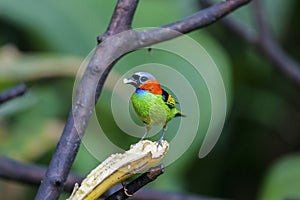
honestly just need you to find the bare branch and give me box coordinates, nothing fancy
[199,0,300,86]
[0,83,26,105]
[162,0,251,34]
[35,1,140,199]
[35,0,252,199]
[105,165,164,200]
[0,157,83,193]
[98,0,139,43]
[96,0,253,100]
[132,0,252,48]
[199,0,256,42]
[0,158,222,200]
[252,0,300,86]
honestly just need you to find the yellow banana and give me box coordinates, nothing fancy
[68,140,169,200]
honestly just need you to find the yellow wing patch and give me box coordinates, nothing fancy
[166,94,176,108]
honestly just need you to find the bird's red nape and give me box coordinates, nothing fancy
[139,80,162,95]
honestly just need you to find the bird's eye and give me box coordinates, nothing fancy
[140,76,148,83]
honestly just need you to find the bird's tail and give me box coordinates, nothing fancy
[175,111,186,118]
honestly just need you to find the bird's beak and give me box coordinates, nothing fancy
[123,77,138,87]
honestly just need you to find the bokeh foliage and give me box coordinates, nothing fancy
[0,0,300,200]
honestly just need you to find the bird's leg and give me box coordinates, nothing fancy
[157,124,167,146]
[140,125,150,141]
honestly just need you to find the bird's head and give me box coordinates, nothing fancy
[123,72,156,88]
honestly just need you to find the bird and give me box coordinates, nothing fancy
[123,71,184,144]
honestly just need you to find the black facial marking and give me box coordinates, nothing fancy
[132,74,139,79]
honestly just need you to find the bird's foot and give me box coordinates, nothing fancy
[121,182,133,197]
[157,126,167,146]
[156,136,164,147]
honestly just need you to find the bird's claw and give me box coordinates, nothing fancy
[156,137,164,147]
[122,182,133,197]
[156,126,166,146]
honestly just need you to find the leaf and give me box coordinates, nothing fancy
[0,0,115,54]
[258,154,300,200]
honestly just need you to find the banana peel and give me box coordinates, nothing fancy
[67,140,169,200]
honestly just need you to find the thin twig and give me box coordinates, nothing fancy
[199,0,256,42]
[0,83,26,105]
[162,0,251,34]
[252,0,300,86]
[35,0,252,199]
[199,0,300,86]
[132,0,252,48]
[0,157,83,193]
[105,165,164,200]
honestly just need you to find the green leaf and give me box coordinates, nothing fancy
[258,154,300,200]
[0,0,115,54]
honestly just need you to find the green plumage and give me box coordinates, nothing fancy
[131,89,181,127]
[124,71,184,142]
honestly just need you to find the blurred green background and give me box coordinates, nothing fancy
[1,0,300,200]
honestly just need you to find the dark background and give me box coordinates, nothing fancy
[0,0,299,199]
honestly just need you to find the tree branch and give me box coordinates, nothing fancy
[0,157,83,193]
[252,0,300,86]
[35,0,252,199]
[35,1,140,199]
[199,0,256,42]
[132,0,252,48]
[162,0,251,33]
[105,164,164,200]
[199,0,300,86]
[98,0,139,43]
[0,158,222,200]
[0,83,26,105]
